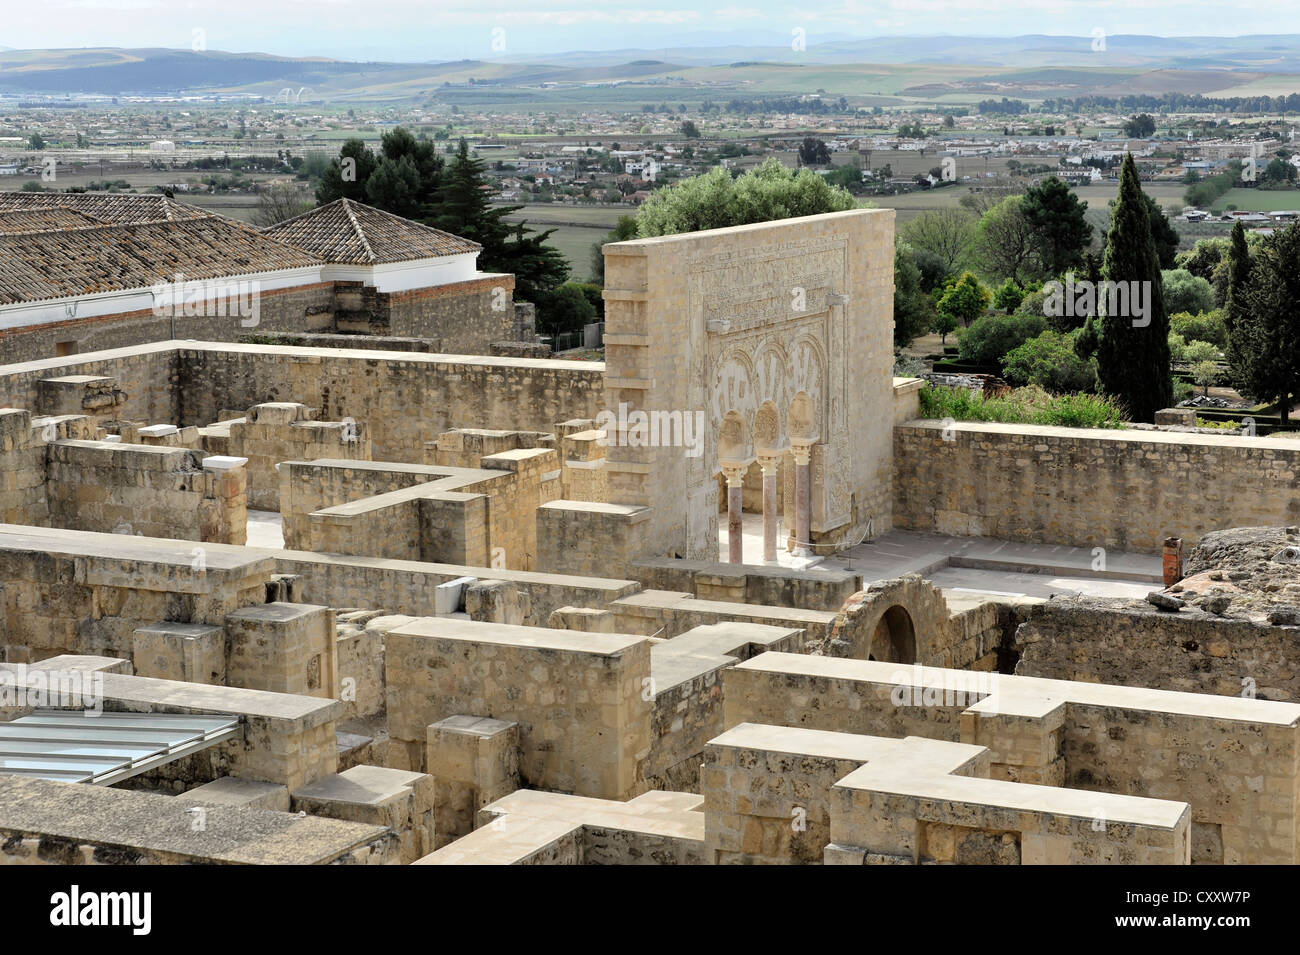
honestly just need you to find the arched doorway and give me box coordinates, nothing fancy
[868,606,917,664]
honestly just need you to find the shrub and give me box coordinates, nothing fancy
[956,312,1048,367]
[918,384,1125,429]
[1169,310,1227,348]
[1183,340,1221,364]
[1161,269,1215,315]
[1167,332,1187,362]
[1002,330,1098,393]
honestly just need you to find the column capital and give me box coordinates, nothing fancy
[790,444,813,467]
[720,462,748,487]
[756,452,781,474]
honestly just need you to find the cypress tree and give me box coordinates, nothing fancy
[1097,153,1172,422]
[1232,224,1300,428]
[1223,220,1252,384]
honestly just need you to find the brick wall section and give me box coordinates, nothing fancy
[0,283,335,365]
[382,276,516,353]
[894,420,1300,553]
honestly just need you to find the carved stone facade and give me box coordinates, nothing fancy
[600,210,896,561]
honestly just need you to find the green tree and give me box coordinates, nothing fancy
[939,272,993,329]
[1161,269,1215,315]
[1230,223,1300,427]
[1020,176,1092,277]
[992,278,1024,314]
[1003,330,1098,392]
[364,153,423,220]
[538,282,597,339]
[957,312,1047,367]
[1223,221,1253,379]
[798,138,831,166]
[894,242,937,347]
[975,195,1042,285]
[27,133,46,150]
[932,309,959,345]
[900,208,977,278]
[1096,153,1172,422]
[680,120,701,139]
[431,139,519,266]
[1123,114,1157,138]
[315,138,377,203]
[635,158,855,237]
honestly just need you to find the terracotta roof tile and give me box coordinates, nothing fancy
[0,192,210,225]
[263,198,480,265]
[0,212,322,306]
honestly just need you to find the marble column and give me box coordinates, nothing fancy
[758,453,780,564]
[722,463,746,564]
[791,443,812,558]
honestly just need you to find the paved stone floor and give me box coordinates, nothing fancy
[719,514,1159,601]
[246,510,285,549]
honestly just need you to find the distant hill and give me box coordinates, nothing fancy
[3,36,1300,98]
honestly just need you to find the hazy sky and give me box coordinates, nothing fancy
[3,0,1295,61]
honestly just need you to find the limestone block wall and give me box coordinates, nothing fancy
[610,589,836,644]
[274,550,638,627]
[177,343,604,464]
[349,275,515,353]
[829,757,1190,866]
[0,342,181,432]
[894,420,1300,553]
[280,459,448,550]
[1014,595,1300,702]
[0,527,274,662]
[219,402,371,511]
[704,724,989,865]
[559,429,608,502]
[383,617,652,799]
[224,602,338,700]
[0,410,48,527]
[628,557,861,612]
[428,427,554,469]
[45,440,246,544]
[334,612,414,721]
[0,776,396,865]
[536,500,653,580]
[725,652,1300,864]
[419,789,706,865]
[644,623,805,793]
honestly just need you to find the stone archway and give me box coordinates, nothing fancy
[869,606,917,664]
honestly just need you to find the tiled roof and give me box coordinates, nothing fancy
[263,198,480,265]
[0,192,210,225]
[0,208,107,234]
[0,215,322,306]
